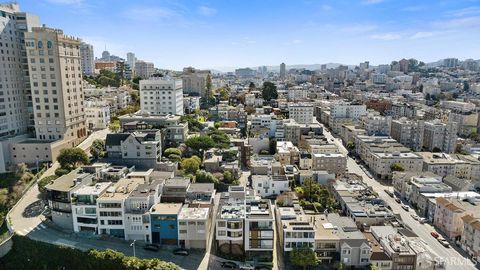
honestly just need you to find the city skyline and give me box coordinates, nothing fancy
[18,0,480,71]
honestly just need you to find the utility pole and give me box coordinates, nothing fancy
[130,240,136,257]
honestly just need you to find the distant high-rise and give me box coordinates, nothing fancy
[80,42,95,75]
[101,50,110,61]
[443,58,459,68]
[25,26,87,143]
[280,62,286,79]
[127,52,136,73]
[135,60,155,79]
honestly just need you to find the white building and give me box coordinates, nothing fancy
[251,175,289,198]
[80,42,95,75]
[423,120,457,154]
[71,182,111,234]
[140,79,184,116]
[244,199,275,257]
[288,103,314,124]
[126,52,136,73]
[85,103,110,130]
[178,206,210,249]
[135,60,155,79]
[329,102,367,133]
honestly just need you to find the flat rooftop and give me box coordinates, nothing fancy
[150,203,183,215]
[46,169,89,192]
[178,206,209,220]
[73,182,111,196]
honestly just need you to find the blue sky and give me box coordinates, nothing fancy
[17,0,480,71]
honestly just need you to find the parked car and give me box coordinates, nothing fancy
[401,204,410,211]
[384,189,393,197]
[437,237,450,248]
[173,248,189,256]
[240,264,254,270]
[143,244,160,252]
[431,232,439,238]
[410,214,419,220]
[395,197,401,203]
[418,218,427,224]
[255,266,272,270]
[221,261,238,269]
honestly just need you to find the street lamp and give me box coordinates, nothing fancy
[130,240,136,257]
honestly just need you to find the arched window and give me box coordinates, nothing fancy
[37,41,43,48]
[47,41,52,48]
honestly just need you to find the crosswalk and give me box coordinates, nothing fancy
[15,223,47,236]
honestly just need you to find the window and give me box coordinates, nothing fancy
[37,41,43,48]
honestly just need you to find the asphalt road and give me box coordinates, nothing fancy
[320,124,478,270]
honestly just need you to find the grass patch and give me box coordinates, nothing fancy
[0,235,180,270]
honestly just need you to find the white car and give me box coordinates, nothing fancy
[401,205,410,211]
[410,214,418,220]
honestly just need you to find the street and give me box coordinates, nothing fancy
[321,124,478,270]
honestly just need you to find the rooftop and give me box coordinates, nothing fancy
[46,169,91,193]
[150,203,183,215]
[178,206,209,220]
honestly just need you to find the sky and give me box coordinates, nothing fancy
[16,0,480,71]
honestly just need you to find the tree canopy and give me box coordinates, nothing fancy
[390,163,405,172]
[289,247,318,270]
[90,139,105,159]
[261,81,278,101]
[57,148,89,170]
[181,156,201,175]
[185,135,215,152]
[195,170,219,184]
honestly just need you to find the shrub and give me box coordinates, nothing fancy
[55,168,70,177]
[38,175,59,193]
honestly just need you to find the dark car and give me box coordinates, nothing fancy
[221,261,238,269]
[173,248,189,256]
[143,244,159,251]
[255,266,272,270]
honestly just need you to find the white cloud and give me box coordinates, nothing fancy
[198,6,217,16]
[341,24,377,33]
[410,32,434,39]
[362,0,385,5]
[447,7,480,17]
[433,16,480,29]
[370,33,401,40]
[292,39,302,44]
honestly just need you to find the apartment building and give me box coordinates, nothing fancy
[105,130,162,168]
[275,141,299,165]
[97,178,143,238]
[390,118,424,151]
[46,169,94,230]
[123,180,163,242]
[362,113,391,136]
[329,102,367,134]
[244,199,275,261]
[85,103,110,130]
[140,78,183,116]
[371,226,417,270]
[460,215,480,261]
[288,103,314,124]
[251,175,289,198]
[279,212,315,253]
[312,153,347,175]
[434,197,479,241]
[150,203,183,245]
[79,42,94,75]
[216,199,246,254]
[181,67,210,97]
[423,120,457,153]
[71,182,111,234]
[178,206,210,249]
[134,60,154,79]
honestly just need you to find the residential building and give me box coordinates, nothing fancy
[460,215,480,261]
[329,102,367,133]
[85,103,110,130]
[80,42,94,75]
[71,182,111,234]
[46,169,94,230]
[25,26,87,144]
[126,52,136,72]
[181,67,211,97]
[244,199,275,261]
[434,197,479,240]
[371,226,417,270]
[275,141,299,166]
[161,177,190,203]
[140,78,184,116]
[134,60,154,79]
[150,203,183,245]
[97,178,143,238]
[423,120,457,153]
[251,175,289,198]
[362,113,391,136]
[288,103,314,124]
[178,206,210,249]
[216,196,246,254]
[312,153,347,175]
[390,118,424,151]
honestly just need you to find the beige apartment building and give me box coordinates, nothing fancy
[434,197,479,241]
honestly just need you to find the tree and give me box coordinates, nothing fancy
[218,87,229,101]
[164,148,182,158]
[289,247,318,270]
[181,156,201,175]
[109,120,120,133]
[346,141,355,151]
[390,163,405,172]
[432,147,442,153]
[464,81,470,92]
[90,139,105,159]
[208,130,230,149]
[269,138,277,154]
[206,74,212,98]
[195,170,219,184]
[248,82,256,91]
[261,81,278,101]
[185,135,215,153]
[57,148,89,170]
[223,171,234,184]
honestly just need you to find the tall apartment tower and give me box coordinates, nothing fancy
[0,3,40,139]
[80,42,94,75]
[126,52,136,72]
[135,60,155,79]
[25,26,87,145]
[280,62,286,79]
[140,78,184,116]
